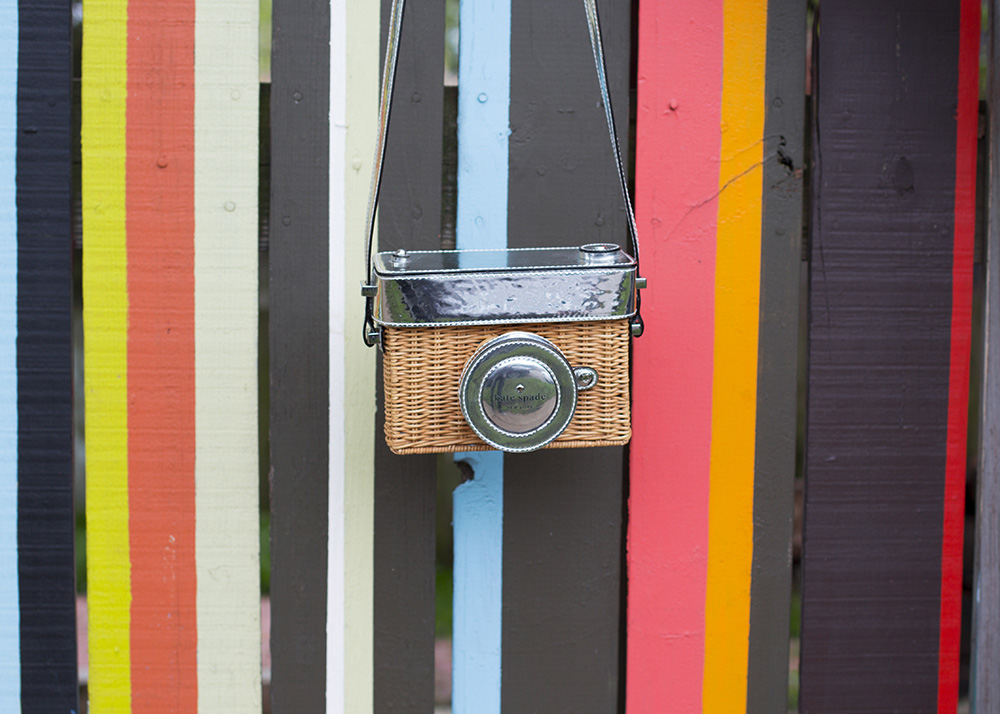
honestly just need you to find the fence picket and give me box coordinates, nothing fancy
[269,0,332,706]
[973,0,1000,708]
[799,1,978,710]
[501,0,631,710]
[50,2,1000,711]
[746,1,807,710]
[13,0,77,708]
[451,0,510,706]
[82,0,260,708]
[628,1,803,710]
[371,0,444,710]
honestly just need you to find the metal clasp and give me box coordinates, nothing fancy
[631,276,646,337]
[363,321,383,350]
[362,286,381,350]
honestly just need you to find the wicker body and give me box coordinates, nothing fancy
[382,320,631,454]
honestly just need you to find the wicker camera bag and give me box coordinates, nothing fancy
[361,0,645,455]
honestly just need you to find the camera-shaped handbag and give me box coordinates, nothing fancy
[362,0,645,455]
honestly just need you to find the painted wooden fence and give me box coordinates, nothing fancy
[0,0,996,712]
[82,0,260,711]
[800,2,978,710]
[629,1,804,710]
[0,0,76,710]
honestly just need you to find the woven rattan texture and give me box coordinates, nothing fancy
[382,320,631,454]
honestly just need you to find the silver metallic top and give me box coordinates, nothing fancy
[373,245,637,327]
[375,244,633,275]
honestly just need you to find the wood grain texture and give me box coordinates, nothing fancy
[126,0,198,704]
[339,1,378,711]
[372,383,436,714]
[974,0,1000,706]
[938,1,977,707]
[702,3,768,707]
[0,0,16,706]
[628,1,722,709]
[745,0,806,710]
[268,0,330,706]
[81,0,131,706]
[507,0,630,248]
[193,0,261,708]
[327,0,346,705]
[502,0,629,710]
[501,447,624,714]
[372,0,443,710]
[375,0,444,254]
[799,2,973,711]
[455,0,509,251]
[453,451,503,713]
[451,0,509,707]
[16,0,77,708]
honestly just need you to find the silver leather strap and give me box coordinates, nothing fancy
[362,0,643,345]
[582,0,639,268]
[363,0,405,299]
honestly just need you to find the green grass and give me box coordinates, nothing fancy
[436,566,453,638]
[260,0,271,81]
[75,511,86,593]
[260,511,271,594]
[260,511,271,595]
[790,586,801,638]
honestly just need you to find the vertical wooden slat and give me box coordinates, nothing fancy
[17,0,77,708]
[333,0,378,711]
[501,448,624,712]
[372,413,436,713]
[940,2,978,706]
[745,0,807,710]
[451,0,509,707]
[502,0,629,710]
[85,0,262,707]
[702,4,768,708]
[375,0,444,255]
[452,451,503,713]
[125,0,198,704]
[269,0,330,705]
[507,0,631,244]
[82,0,131,705]
[327,0,347,707]
[799,2,977,711]
[0,0,17,705]
[974,0,1000,707]
[327,0,347,706]
[193,0,261,707]
[372,0,443,710]
[630,1,805,709]
[628,2,722,708]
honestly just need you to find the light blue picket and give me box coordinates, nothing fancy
[0,1,18,708]
[451,0,510,709]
